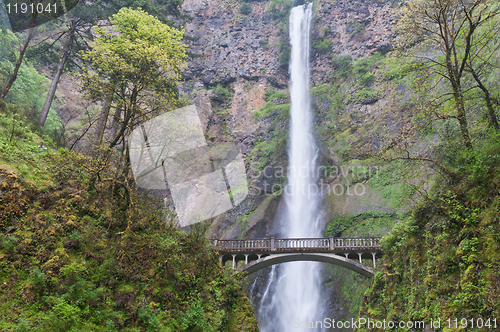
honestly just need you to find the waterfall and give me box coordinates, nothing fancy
[258,4,325,331]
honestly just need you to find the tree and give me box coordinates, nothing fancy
[464,15,500,130]
[78,7,186,184]
[36,0,185,128]
[0,0,79,100]
[0,25,36,99]
[38,19,77,127]
[396,0,500,149]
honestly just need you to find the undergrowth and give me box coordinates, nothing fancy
[0,101,258,331]
[358,132,500,331]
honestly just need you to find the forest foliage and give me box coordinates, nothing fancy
[0,3,258,331]
[348,0,500,328]
[0,99,258,331]
[1,0,500,329]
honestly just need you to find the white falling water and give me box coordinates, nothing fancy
[259,4,325,331]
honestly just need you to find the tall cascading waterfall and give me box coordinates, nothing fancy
[258,4,325,331]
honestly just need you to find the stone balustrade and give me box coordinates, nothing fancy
[213,237,381,252]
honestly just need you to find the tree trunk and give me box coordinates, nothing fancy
[444,42,473,149]
[95,90,114,145]
[469,66,499,130]
[0,25,35,99]
[452,83,473,149]
[38,20,77,127]
[109,107,122,143]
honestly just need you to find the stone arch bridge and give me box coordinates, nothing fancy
[213,237,381,278]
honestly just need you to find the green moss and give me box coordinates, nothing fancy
[312,38,332,53]
[0,114,259,331]
[367,162,416,209]
[254,89,290,120]
[358,134,500,330]
[240,2,251,15]
[324,211,400,238]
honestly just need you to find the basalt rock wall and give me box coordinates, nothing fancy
[179,0,399,240]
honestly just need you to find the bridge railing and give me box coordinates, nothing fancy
[275,238,330,250]
[214,237,381,252]
[333,237,380,248]
[215,239,272,250]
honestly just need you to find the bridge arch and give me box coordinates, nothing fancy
[216,237,381,277]
[225,253,374,277]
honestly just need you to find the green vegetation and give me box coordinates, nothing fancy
[359,134,500,330]
[0,29,63,143]
[247,89,289,170]
[274,40,291,67]
[347,21,365,39]
[211,84,233,103]
[79,8,186,149]
[0,100,259,331]
[330,55,352,79]
[253,88,290,120]
[323,212,401,320]
[331,52,384,87]
[312,52,394,163]
[0,5,258,330]
[266,0,293,66]
[340,0,500,328]
[312,38,332,53]
[324,211,400,238]
[240,2,251,15]
[267,0,293,22]
[316,52,385,117]
[259,38,269,49]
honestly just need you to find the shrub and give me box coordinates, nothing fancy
[279,47,291,66]
[211,84,232,102]
[313,38,332,53]
[259,38,269,49]
[359,72,375,86]
[348,21,365,38]
[332,55,353,79]
[240,2,251,15]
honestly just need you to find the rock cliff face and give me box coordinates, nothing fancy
[182,0,396,86]
[178,1,406,325]
[179,0,399,240]
[182,0,287,87]
[310,0,396,82]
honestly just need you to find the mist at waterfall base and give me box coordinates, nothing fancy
[255,4,326,331]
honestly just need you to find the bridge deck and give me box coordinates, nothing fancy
[213,237,381,253]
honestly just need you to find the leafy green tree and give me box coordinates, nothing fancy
[240,2,252,15]
[0,24,36,99]
[78,8,186,188]
[36,0,185,128]
[396,0,500,149]
[79,8,186,148]
[0,28,63,136]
